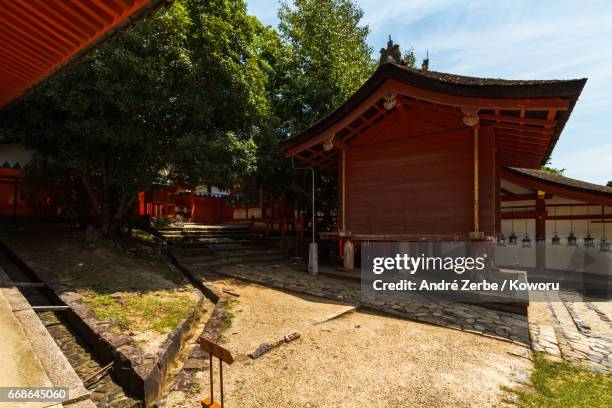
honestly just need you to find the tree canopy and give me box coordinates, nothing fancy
[276,0,376,136]
[1,0,379,234]
[255,0,376,209]
[2,0,279,234]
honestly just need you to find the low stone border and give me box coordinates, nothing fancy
[60,292,206,405]
[156,250,235,395]
[528,321,562,357]
[0,239,207,407]
[169,294,231,392]
[165,249,220,303]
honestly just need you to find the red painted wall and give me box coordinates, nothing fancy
[344,112,496,238]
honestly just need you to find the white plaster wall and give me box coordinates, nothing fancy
[499,198,612,274]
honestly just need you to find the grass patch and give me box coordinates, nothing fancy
[504,353,612,407]
[128,228,158,245]
[86,294,130,327]
[84,289,196,333]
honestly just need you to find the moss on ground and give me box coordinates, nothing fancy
[84,289,196,333]
[504,353,612,407]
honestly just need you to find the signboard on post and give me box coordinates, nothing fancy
[199,337,234,408]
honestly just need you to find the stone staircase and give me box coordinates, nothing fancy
[158,223,288,267]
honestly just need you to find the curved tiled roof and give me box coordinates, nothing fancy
[280,63,586,167]
[508,168,612,196]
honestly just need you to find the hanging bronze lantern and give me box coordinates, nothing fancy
[601,207,610,252]
[567,206,577,246]
[552,207,560,245]
[508,208,517,245]
[522,218,531,248]
[583,206,594,247]
[497,234,506,246]
[522,233,532,248]
[509,231,518,245]
[584,233,595,248]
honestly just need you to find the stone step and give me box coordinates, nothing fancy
[168,238,259,247]
[183,253,287,267]
[177,247,283,258]
[160,230,252,237]
[163,233,262,241]
[157,224,250,232]
[214,248,282,257]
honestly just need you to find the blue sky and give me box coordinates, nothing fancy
[247,0,612,185]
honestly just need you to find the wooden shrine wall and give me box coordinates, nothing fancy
[345,117,496,238]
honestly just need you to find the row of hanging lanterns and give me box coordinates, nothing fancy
[498,205,610,252]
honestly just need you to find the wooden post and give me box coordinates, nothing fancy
[342,149,346,231]
[343,239,354,270]
[469,123,484,240]
[536,192,546,273]
[473,125,480,233]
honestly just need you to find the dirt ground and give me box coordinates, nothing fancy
[174,280,532,408]
[0,222,203,356]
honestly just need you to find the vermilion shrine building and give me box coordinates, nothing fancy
[281,40,612,274]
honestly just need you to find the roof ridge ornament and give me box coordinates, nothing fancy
[379,35,402,65]
[421,49,429,71]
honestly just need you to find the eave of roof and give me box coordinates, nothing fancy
[507,167,612,196]
[280,63,587,166]
[0,0,172,109]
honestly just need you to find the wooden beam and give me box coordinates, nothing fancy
[389,78,571,111]
[501,211,538,219]
[284,86,393,156]
[343,109,398,143]
[548,214,612,221]
[402,98,459,116]
[502,193,552,201]
[493,123,553,135]
[479,113,556,127]
[496,132,551,143]
[496,139,549,149]
[332,138,349,150]
[545,109,557,129]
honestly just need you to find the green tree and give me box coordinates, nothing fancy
[251,0,376,218]
[541,159,566,175]
[277,0,376,135]
[2,0,277,236]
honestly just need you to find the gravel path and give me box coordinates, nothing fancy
[169,281,531,408]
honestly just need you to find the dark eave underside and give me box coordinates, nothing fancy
[0,0,172,109]
[280,63,586,169]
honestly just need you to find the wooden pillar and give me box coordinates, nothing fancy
[474,125,479,233]
[468,123,484,240]
[535,193,546,242]
[495,158,502,236]
[343,239,354,270]
[536,192,547,273]
[341,148,346,231]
